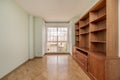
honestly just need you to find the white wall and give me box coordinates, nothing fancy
[42,19,46,56]
[29,15,35,59]
[28,16,45,58]
[0,0,29,78]
[34,17,45,57]
[69,21,75,46]
[69,22,73,54]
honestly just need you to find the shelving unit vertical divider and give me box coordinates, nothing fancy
[75,22,80,47]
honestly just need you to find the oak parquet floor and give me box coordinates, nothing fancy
[1,54,91,80]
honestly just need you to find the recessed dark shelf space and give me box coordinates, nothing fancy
[76,48,88,56]
[80,23,89,29]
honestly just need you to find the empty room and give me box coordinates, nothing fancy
[0,0,120,80]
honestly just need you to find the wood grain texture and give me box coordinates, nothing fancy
[74,0,119,80]
[88,52,106,80]
[106,0,118,57]
[105,58,120,80]
[0,54,91,80]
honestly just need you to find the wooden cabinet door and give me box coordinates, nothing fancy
[72,46,76,57]
[88,53,105,80]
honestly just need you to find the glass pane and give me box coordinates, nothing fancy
[46,27,68,53]
[58,28,67,41]
[47,42,57,52]
[47,28,57,42]
[58,42,67,52]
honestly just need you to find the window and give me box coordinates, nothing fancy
[46,27,68,53]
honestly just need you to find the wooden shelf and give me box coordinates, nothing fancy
[80,32,89,35]
[91,40,106,43]
[91,27,106,33]
[80,23,89,28]
[75,28,79,30]
[76,47,89,53]
[75,34,79,36]
[75,37,79,41]
[91,14,106,23]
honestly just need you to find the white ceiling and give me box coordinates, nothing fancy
[15,0,97,22]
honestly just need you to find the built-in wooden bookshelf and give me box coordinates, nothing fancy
[73,12,90,71]
[73,0,120,80]
[79,13,89,52]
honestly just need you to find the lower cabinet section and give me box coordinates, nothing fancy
[105,59,120,80]
[73,47,88,71]
[88,52,105,80]
[73,46,120,80]
[76,50,88,71]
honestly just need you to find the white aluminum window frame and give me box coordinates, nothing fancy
[45,26,69,53]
